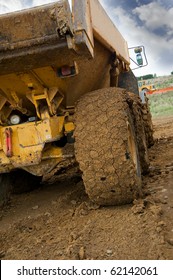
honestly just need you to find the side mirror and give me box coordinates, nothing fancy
[136,53,143,66]
[128,45,148,70]
[134,47,143,66]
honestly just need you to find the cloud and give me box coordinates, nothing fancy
[133,2,173,32]
[32,0,56,7]
[100,0,173,76]
[0,0,23,13]
[0,0,35,13]
[32,0,72,10]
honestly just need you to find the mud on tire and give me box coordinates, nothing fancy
[74,88,142,206]
[141,100,154,148]
[126,92,150,174]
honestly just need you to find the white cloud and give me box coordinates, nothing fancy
[0,0,22,14]
[133,2,173,31]
[32,0,56,7]
[32,0,72,10]
[100,0,173,76]
[37,0,72,9]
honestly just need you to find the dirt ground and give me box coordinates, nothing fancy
[0,115,173,260]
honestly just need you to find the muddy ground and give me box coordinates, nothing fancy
[0,116,173,260]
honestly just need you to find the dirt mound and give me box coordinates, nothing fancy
[0,116,173,260]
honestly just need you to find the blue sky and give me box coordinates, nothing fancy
[0,0,172,77]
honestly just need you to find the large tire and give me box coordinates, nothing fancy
[0,174,12,208]
[75,88,142,206]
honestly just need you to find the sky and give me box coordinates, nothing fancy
[100,0,173,77]
[0,0,172,77]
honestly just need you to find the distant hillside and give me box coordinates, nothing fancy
[137,75,173,90]
[154,75,173,89]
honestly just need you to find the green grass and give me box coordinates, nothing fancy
[155,78,173,89]
[147,91,173,117]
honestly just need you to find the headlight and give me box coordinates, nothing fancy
[10,115,21,125]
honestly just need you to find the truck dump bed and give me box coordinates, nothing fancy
[0,0,130,108]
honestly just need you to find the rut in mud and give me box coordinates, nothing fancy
[0,116,173,260]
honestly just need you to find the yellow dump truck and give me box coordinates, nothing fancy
[0,0,153,206]
[138,80,156,93]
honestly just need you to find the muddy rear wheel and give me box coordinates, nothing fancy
[75,88,142,206]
